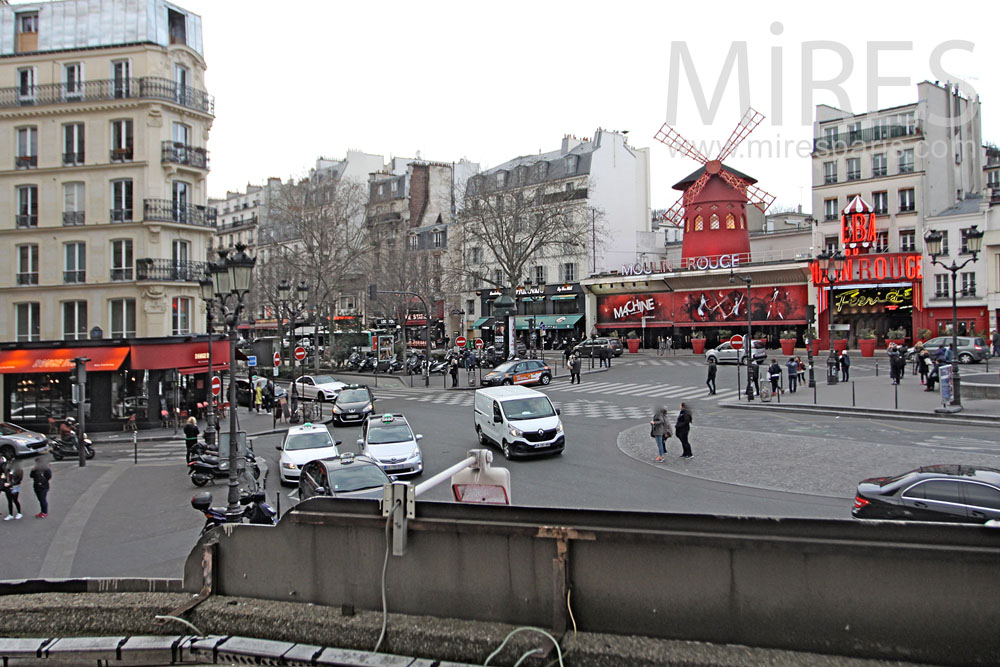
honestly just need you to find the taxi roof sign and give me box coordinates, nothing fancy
[380,413,394,423]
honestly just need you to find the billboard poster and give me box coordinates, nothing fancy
[596,286,808,325]
[939,364,953,404]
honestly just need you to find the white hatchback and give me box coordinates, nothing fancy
[277,422,340,486]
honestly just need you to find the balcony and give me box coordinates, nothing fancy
[63,152,85,166]
[16,214,37,228]
[143,199,217,227]
[0,77,214,115]
[110,147,133,163]
[110,208,134,223]
[813,124,920,152]
[217,215,257,233]
[136,258,209,282]
[15,155,36,169]
[63,211,85,226]
[161,141,208,169]
[63,270,85,284]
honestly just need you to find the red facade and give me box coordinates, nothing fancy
[680,176,751,265]
[596,285,808,328]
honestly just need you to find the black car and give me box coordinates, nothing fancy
[329,385,376,426]
[297,453,391,502]
[572,338,613,358]
[852,465,1000,524]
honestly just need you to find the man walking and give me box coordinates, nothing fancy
[768,359,782,395]
[675,402,693,459]
[569,354,582,384]
[705,357,717,395]
[747,358,760,399]
[785,357,798,393]
[839,349,851,382]
[887,344,900,384]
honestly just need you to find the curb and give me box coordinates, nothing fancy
[721,400,1000,426]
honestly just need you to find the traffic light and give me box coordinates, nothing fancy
[368,284,377,300]
[806,304,816,325]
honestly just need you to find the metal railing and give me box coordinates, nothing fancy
[62,151,85,165]
[110,148,133,162]
[110,268,134,281]
[135,258,209,282]
[63,211,85,226]
[0,77,214,114]
[110,208,133,223]
[143,199,217,227]
[813,124,920,152]
[63,270,86,283]
[161,141,209,169]
[216,215,257,232]
[15,155,36,169]
[15,273,38,286]
[16,215,37,228]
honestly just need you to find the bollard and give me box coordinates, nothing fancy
[276,490,280,519]
[813,380,817,405]
[875,359,878,377]
[852,381,856,407]
[894,382,898,409]
[133,429,138,465]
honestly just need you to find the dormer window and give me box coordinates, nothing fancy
[536,162,548,179]
[16,12,39,53]
[496,171,507,188]
[565,155,578,175]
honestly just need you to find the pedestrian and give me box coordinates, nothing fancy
[254,381,263,413]
[30,457,51,518]
[657,336,665,356]
[767,359,782,395]
[563,343,572,369]
[992,329,1000,358]
[795,356,806,384]
[263,381,274,414]
[887,344,900,384]
[569,354,582,384]
[839,349,851,382]
[785,357,798,393]
[605,343,613,368]
[649,405,672,461]
[925,354,940,391]
[675,402,693,459]
[183,416,200,462]
[705,357,717,395]
[1,458,23,520]
[917,348,931,386]
[449,357,459,388]
[747,358,760,399]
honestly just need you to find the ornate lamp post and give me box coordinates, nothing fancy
[729,269,754,400]
[210,243,257,521]
[815,249,847,385]
[277,278,309,413]
[924,225,984,411]
[199,275,218,445]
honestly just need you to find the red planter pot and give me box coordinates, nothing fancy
[810,340,820,356]
[858,338,876,357]
[779,339,796,356]
[626,338,640,354]
[691,338,706,354]
[832,339,848,353]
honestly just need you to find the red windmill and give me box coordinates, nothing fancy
[655,108,776,267]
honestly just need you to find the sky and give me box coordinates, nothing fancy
[99,0,1000,211]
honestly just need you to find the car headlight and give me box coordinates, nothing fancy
[556,423,564,434]
[408,447,421,460]
[332,405,343,414]
[509,426,523,437]
[281,462,298,470]
[364,403,373,412]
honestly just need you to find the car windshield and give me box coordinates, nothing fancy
[285,431,334,451]
[328,465,389,492]
[367,423,413,444]
[491,361,517,374]
[503,397,555,420]
[313,375,338,385]
[338,389,370,403]
[1,423,27,436]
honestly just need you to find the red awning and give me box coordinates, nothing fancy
[405,319,428,327]
[177,362,229,375]
[0,346,129,374]
[129,340,238,370]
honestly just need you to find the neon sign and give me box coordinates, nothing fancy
[841,211,877,247]
[833,287,913,313]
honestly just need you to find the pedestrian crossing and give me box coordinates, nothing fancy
[544,379,739,403]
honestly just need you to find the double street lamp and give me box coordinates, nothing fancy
[205,243,257,522]
[278,279,310,411]
[728,269,753,400]
[923,225,984,411]
[815,249,847,386]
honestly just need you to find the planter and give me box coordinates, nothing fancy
[810,340,820,356]
[832,338,848,353]
[779,339,796,356]
[626,338,640,354]
[691,338,706,354]
[858,338,877,357]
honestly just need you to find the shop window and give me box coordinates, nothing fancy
[725,214,735,229]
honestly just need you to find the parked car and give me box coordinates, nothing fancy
[573,338,614,358]
[329,385,376,426]
[852,465,1000,524]
[907,336,988,364]
[0,422,51,460]
[705,339,767,365]
[358,413,423,477]
[297,453,391,502]
[606,338,624,356]
[481,359,553,387]
[276,422,341,486]
[290,374,347,402]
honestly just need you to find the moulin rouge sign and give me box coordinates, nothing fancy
[620,253,745,276]
[811,253,922,285]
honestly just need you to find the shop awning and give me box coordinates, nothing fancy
[405,319,427,327]
[470,317,494,329]
[129,340,240,370]
[177,362,229,375]
[514,314,584,330]
[0,346,129,373]
[550,294,578,301]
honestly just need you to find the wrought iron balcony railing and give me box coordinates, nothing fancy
[216,215,257,232]
[135,258,209,282]
[63,270,86,284]
[1,77,214,114]
[16,214,37,228]
[110,268,134,281]
[110,208,133,223]
[63,211,85,226]
[16,273,38,286]
[143,199,217,227]
[110,147,133,162]
[813,124,920,152]
[15,155,36,169]
[161,141,209,169]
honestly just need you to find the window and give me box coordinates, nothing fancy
[823,198,838,221]
[64,242,86,283]
[111,179,133,222]
[407,235,417,250]
[562,262,577,283]
[536,162,548,179]
[846,157,861,181]
[111,60,131,98]
[172,239,191,279]
[725,213,736,229]
[111,119,133,161]
[16,303,40,342]
[63,62,83,99]
[493,269,504,286]
[934,274,949,298]
[824,235,839,253]
[173,181,190,222]
[339,295,356,312]
[496,172,506,187]
[172,297,192,335]
[17,67,36,102]
[174,64,188,105]
[823,161,837,184]
[847,122,861,142]
[63,182,85,225]
[871,191,888,215]
[16,244,38,286]
[872,153,887,177]
[17,185,38,228]
[390,180,398,194]
[63,301,88,340]
[709,213,720,229]
[565,156,578,175]
[960,228,978,255]
[17,11,39,33]
[898,188,915,213]
[110,298,136,338]
[468,246,483,264]
[63,123,85,165]
[694,215,704,231]
[534,265,547,285]
[874,231,888,253]
[961,272,976,296]
[939,231,950,256]
[899,229,915,252]
[964,483,1000,511]
[16,126,37,169]
[823,126,839,147]
[433,230,444,248]
[873,117,890,140]
[988,171,1000,189]
[111,239,133,280]
[910,480,963,505]
[898,149,914,174]
[168,9,187,45]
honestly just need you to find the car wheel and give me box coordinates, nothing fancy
[502,378,513,386]
[959,352,973,364]
[501,440,512,460]
[0,445,15,461]
[540,374,551,386]
[477,425,488,446]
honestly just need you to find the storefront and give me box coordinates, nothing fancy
[475,284,586,348]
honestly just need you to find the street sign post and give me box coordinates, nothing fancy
[247,355,257,367]
[294,346,306,361]
[211,376,222,397]
[730,335,744,349]
[456,336,467,348]
[273,351,280,366]
[474,338,484,350]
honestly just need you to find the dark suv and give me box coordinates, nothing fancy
[573,338,619,358]
[852,465,1000,524]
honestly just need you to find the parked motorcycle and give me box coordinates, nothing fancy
[49,434,95,461]
[188,446,260,487]
[191,489,276,536]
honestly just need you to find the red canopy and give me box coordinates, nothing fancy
[0,346,129,373]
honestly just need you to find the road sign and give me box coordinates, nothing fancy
[294,346,306,361]
[211,376,222,396]
[273,351,281,366]
[456,336,467,348]
[474,338,484,350]
[247,355,257,367]
[730,335,744,350]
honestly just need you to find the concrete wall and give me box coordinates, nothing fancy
[185,499,1000,666]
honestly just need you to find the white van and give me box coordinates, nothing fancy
[474,386,564,460]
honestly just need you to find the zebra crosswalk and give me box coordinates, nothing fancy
[544,379,739,403]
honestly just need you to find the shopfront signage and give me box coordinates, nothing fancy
[515,286,545,296]
[841,210,877,247]
[597,286,809,325]
[832,286,913,313]
[811,253,922,285]
[488,290,502,297]
[556,284,575,292]
[681,253,745,271]
[620,260,677,276]
[613,297,657,320]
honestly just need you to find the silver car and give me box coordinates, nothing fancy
[705,340,767,365]
[908,336,988,364]
[358,413,423,477]
[0,422,51,460]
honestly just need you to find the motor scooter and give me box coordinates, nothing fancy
[188,447,260,487]
[49,434,95,461]
[191,489,276,536]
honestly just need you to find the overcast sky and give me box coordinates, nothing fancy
[143,1,1000,210]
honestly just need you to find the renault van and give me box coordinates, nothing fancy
[474,386,564,459]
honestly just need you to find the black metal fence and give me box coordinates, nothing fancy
[0,77,214,114]
[161,141,209,169]
[136,259,209,282]
[143,199,217,227]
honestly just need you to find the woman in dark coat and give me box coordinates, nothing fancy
[30,457,52,518]
[675,403,693,459]
[183,417,200,462]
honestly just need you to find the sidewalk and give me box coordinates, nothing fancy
[90,407,295,445]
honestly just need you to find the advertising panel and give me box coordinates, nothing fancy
[596,286,808,325]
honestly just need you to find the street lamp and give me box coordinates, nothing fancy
[924,225,984,411]
[814,249,847,386]
[729,269,754,400]
[199,274,218,445]
[210,243,257,522]
[277,278,309,412]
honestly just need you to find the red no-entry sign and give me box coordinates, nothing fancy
[294,346,306,361]
[210,376,222,396]
[730,335,745,350]
[474,338,484,350]
[455,336,467,348]
[273,351,281,366]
